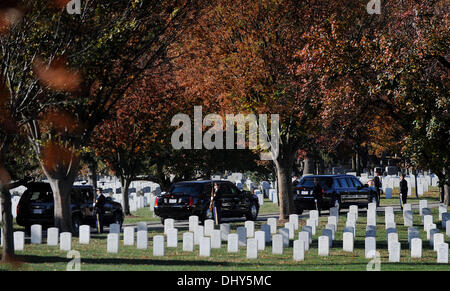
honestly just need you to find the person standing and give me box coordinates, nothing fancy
[94,188,106,233]
[210,183,222,225]
[399,174,408,210]
[312,178,323,216]
[373,171,382,207]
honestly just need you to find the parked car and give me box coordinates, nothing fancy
[154,180,259,224]
[16,182,124,233]
[293,175,376,214]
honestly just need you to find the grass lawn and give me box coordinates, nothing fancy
[1,190,448,271]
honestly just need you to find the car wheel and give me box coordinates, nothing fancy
[113,212,123,226]
[72,215,81,233]
[160,217,166,225]
[245,203,259,221]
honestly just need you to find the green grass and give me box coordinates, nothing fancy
[2,192,448,271]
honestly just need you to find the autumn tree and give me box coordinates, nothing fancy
[0,0,199,233]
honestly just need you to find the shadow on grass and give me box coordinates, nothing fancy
[17,254,259,267]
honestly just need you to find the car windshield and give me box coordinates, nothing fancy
[299,177,333,189]
[169,184,204,196]
[26,189,53,203]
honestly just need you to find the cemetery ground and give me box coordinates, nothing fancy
[1,187,449,271]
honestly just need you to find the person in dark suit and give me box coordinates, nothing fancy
[94,188,106,233]
[373,171,382,207]
[399,174,408,209]
[210,183,222,225]
[312,178,323,216]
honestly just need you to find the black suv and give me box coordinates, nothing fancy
[154,180,259,224]
[16,182,124,232]
[293,175,376,214]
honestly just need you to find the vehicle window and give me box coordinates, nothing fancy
[71,189,82,204]
[299,178,332,189]
[169,184,203,196]
[345,178,356,187]
[203,184,212,196]
[28,190,53,203]
[338,178,349,188]
[333,179,341,188]
[218,183,231,195]
[352,178,363,187]
[228,183,239,196]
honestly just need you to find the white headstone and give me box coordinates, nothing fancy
[411,238,422,258]
[210,229,221,249]
[289,214,299,230]
[388,241,401,263]
[153,235,165,256]
[306,219,316,235]
[137,230,148,249]
[199,237,211,257]
[267,218,277,234]
[298,231,310,251]
[284,222,295,239]
[423,215,433,231]
[404,210,413,227]
[433,233,445,252]
[272,234,283,254]
[189,216,199,232]
[437,243,449,263]
[322,229,333,248]
[166,228,178,248]
[107,233,120,253]
[302,226,313,244]
[429,229,440,247]
[13,231,24,251]
[182,232,194,252]
[194,225,204,245]
[164,219,174,234]
[245,221,255,238]
[255,231,266,251]
[293,240,305,261]
[237,226,247,246]
[31,224,42,244]
[204,219,215,237]
[60,232,72,251]
[318,236,329,256]
[79,225,90,245]
[47,227,59,246]
[279,228,290,247]
[220,224,231,241]
[227,233,239,253]
[246,238,258,259]
[343,232,354,252]
[365,237,376,258]
[123,226,134,246]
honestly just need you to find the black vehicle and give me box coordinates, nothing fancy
[154,180,260,224]
[293,175,376,214]
[16,182,124,233]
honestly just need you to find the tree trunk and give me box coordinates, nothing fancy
[1,187,15,262]
[120,176,131,216]
[355,151,361,176]
[303,156,315,175]
[87,156,98,191]
[274,154,295,220]
[444,184,450,206]
[47,174,77,233]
